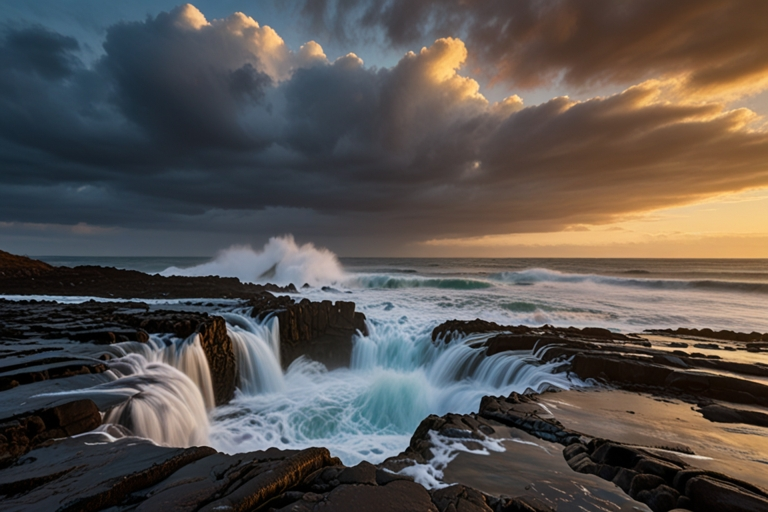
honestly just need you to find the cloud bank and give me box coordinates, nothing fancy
[301,0,768,95]
[0,4,767,253]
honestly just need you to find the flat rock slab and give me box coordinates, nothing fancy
[0,436,215,512]
[0,435,335,512]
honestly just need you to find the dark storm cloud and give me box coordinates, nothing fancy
[100,8,274,149]
[1,25,80,80]
[1,4,767,248]
[299,0,768,93]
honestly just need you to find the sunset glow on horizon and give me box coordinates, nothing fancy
[0,1,766,257]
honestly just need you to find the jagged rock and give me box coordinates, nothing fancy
[196,316,236,405]
[0,360,107,391]
[567,353,768,407]
[0,250,293,299]
[648,327,768,343]
[0,436,340,512]
[0,399,101,466]
[337,461,377,485]
[431,484,494,512]
[0,436,215,511]
[630,474,666,498]
[479,393,579,445]
[431,319,633,345]
[279,480,440,512]
[432,319,521,342]
[485,335,553,355]
[250,296,368,369]
[197,447,334,512]
[636,484,679,512]
[0,299,238,406]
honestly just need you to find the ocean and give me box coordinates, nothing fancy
[39,250,768,333]
[30,239,768,482]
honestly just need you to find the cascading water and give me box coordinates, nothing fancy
[209,313,577,466]
[102,355,210,447]
[81,314,288,449]
[221,312,285,395]
[69,301,575,467]
[79,333,219,447]
[105,333,216,410]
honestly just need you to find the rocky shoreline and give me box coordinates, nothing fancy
[1,252,767,511]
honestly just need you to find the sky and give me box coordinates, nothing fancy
[0,0,767,257]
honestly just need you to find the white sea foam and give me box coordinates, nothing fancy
[72,333,219,447]
[209,314,576,466]
[161,235,345,287]
[103,357,210,447]
[396,430,509,489]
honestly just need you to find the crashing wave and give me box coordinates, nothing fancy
[161,235,345,287]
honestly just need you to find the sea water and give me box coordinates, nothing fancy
[31,237,768,472]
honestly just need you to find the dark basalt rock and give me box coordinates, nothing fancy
[250,295,368,369]
[431,319,635,345]
[0,250,294,299]
[0,399,101,467]
[476,392,768,512]
[0,299,239,406]
[432,319,523,342]
[697,403,768,428]
[685,476,768,512]
[479,393,580,445]
[647,327,768,343]
[0,249,53,278]
[0,435,341,512]
[478,329,768,411]
[0,359,107,391]
[196,316,236,406]
[282,460,554,512]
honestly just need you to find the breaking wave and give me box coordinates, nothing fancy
[351,275,493,290]
[492,268,768,294]
[161,235,345,287]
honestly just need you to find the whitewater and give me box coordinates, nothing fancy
[32,236,768,480]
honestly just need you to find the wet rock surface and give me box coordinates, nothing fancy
[434,319,768,427]
[271,460,553,512]
[250,295,368,369]
[386,390,768,512]
[0,398,101,466]
[0,249,293,299]
[0,298,238,405]
[0,435,340,512]
[648,327,768,343]
[421,320,768,511]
